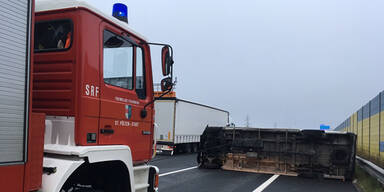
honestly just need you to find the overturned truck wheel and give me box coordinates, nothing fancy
[197,126,226,169]
[197,152,222,169]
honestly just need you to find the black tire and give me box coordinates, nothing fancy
[185,144,192,153]
[176,144,184,154]
[164,150,174,156]
[344,159,355,181]
[197,152,204,168]
[344,172,354,181]
[60,183,103,192]
[192,143,198,153]
[197,152,221,169]
[61,162,131,192]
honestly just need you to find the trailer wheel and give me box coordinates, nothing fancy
[344,158,355,181]
[185,144,192,153]
[192,144,198,153]
[344,171,354,181]
[175,144,184,154]
[197,152,205,168]
[163,150,174,156]
[197,152,205,167]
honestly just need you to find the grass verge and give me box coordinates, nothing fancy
[355,165,384,192]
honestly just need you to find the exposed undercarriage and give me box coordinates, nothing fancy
[198,127,356,181]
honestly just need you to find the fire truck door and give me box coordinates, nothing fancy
[98,22,152,160]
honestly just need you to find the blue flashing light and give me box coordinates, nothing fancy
[320,124,330,130]
[113,3,128,23]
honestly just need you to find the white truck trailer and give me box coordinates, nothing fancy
[155,98,229,155]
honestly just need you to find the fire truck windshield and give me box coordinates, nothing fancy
[34,19,73,52]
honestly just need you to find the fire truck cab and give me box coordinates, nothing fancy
[0,0,174,191]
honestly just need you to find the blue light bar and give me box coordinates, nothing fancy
[113,3,128,23]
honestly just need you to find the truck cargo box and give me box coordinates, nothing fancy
[198,127,356,180]
[155,98,229,154]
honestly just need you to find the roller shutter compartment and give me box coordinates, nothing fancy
[0,0,31,164]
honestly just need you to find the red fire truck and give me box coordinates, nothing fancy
[0,0,174,191]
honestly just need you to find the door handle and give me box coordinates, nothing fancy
[100,125,114,134]
[142,131,151,135]
[100,129,114,134]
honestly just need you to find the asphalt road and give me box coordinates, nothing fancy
[150,153,358,192]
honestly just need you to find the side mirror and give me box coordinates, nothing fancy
[161,46,173,76]
[161,77,173,92]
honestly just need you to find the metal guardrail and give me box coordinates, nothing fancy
[356,156,384,185]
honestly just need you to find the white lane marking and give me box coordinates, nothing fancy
[159,166,198,177]
[252,174,280,192]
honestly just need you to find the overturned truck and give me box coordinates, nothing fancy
[198,127,356,180]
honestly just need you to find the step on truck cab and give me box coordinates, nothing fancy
[0,0,175,191]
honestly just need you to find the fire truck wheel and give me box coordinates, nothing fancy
[60,184,102,192]
[61,161,131,192]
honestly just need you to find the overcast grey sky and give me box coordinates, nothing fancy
[88,0,384,129]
